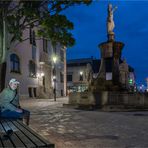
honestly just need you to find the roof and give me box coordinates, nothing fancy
[67,58,93,67]
[67,57,101,73]
[67,57,134,73]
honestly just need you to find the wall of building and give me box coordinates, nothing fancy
[5,28,38,98]
[5,28,66,99]
[67,64,91,93]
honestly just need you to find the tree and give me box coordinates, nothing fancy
[0,0,92,90]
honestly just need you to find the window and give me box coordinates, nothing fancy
[61,90,63,96]
[10,54,20,73]
[79,75,83,81]
[60,72,64,83]
[28,87,37,98]
[67,74,72,82]
[28,87,33,98]
[29,28,32,44]
[43,38,48,53]
[60,50,64,62]
[32,45,36,60]
[33,88,37,97]
[29,60,36,77]
[30,28,36,46]
[43,76,46,92]
[32,31,36,46]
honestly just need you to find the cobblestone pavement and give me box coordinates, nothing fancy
[20,97,148,148]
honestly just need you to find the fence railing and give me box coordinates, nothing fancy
[108,93,148,106]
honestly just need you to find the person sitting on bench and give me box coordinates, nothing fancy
[0,78,30,125]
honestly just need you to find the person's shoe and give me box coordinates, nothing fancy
[2,130,13,140]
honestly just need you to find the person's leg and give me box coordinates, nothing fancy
[0,110,23,119]
[22,109,30,125]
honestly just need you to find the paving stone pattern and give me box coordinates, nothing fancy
[20,97,148,148]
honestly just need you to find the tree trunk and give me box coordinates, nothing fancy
[0,62,6,91]
[0,10,7,91]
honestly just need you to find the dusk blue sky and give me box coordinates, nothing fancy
[63,0,148,86]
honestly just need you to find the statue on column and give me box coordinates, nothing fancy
[107,4,117,34]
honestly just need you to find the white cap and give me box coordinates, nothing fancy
[9,78,20,85]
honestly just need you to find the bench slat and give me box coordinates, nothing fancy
[0,121,5,132]
[0,133,4,148]
[0,120,15,147]
[0,119,54,148]
[7,120,36,148]
[18,120,54,147]
[12,120,47,147]
[1,120,26,147]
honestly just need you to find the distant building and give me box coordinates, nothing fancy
[67,57,100,93]
[67,57,135,93]
[5,27,66,99]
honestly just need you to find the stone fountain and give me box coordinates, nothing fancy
[66,4,148,110]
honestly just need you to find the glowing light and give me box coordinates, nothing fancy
[52,56,57,63]
[80,71,83,75]
[53,76,56,80]
[129,79,133,84]
[41,73,44,77]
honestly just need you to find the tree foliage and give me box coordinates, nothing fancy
[0,0,92,47]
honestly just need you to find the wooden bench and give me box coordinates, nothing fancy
[0,119,54,148]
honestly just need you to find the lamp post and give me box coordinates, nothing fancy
[52,56,57,101]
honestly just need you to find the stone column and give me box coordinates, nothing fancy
[112,42,124,85]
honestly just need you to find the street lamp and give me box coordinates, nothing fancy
[80,71,83,76]
[52,56,57,64]
[52,55,57,101]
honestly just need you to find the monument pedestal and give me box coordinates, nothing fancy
[89,32,124,92]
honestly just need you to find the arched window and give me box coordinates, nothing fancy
[10,54,20,73]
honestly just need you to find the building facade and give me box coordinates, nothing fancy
[67,57,136,93]
[5,27,66,99]
[67,57,100,93]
